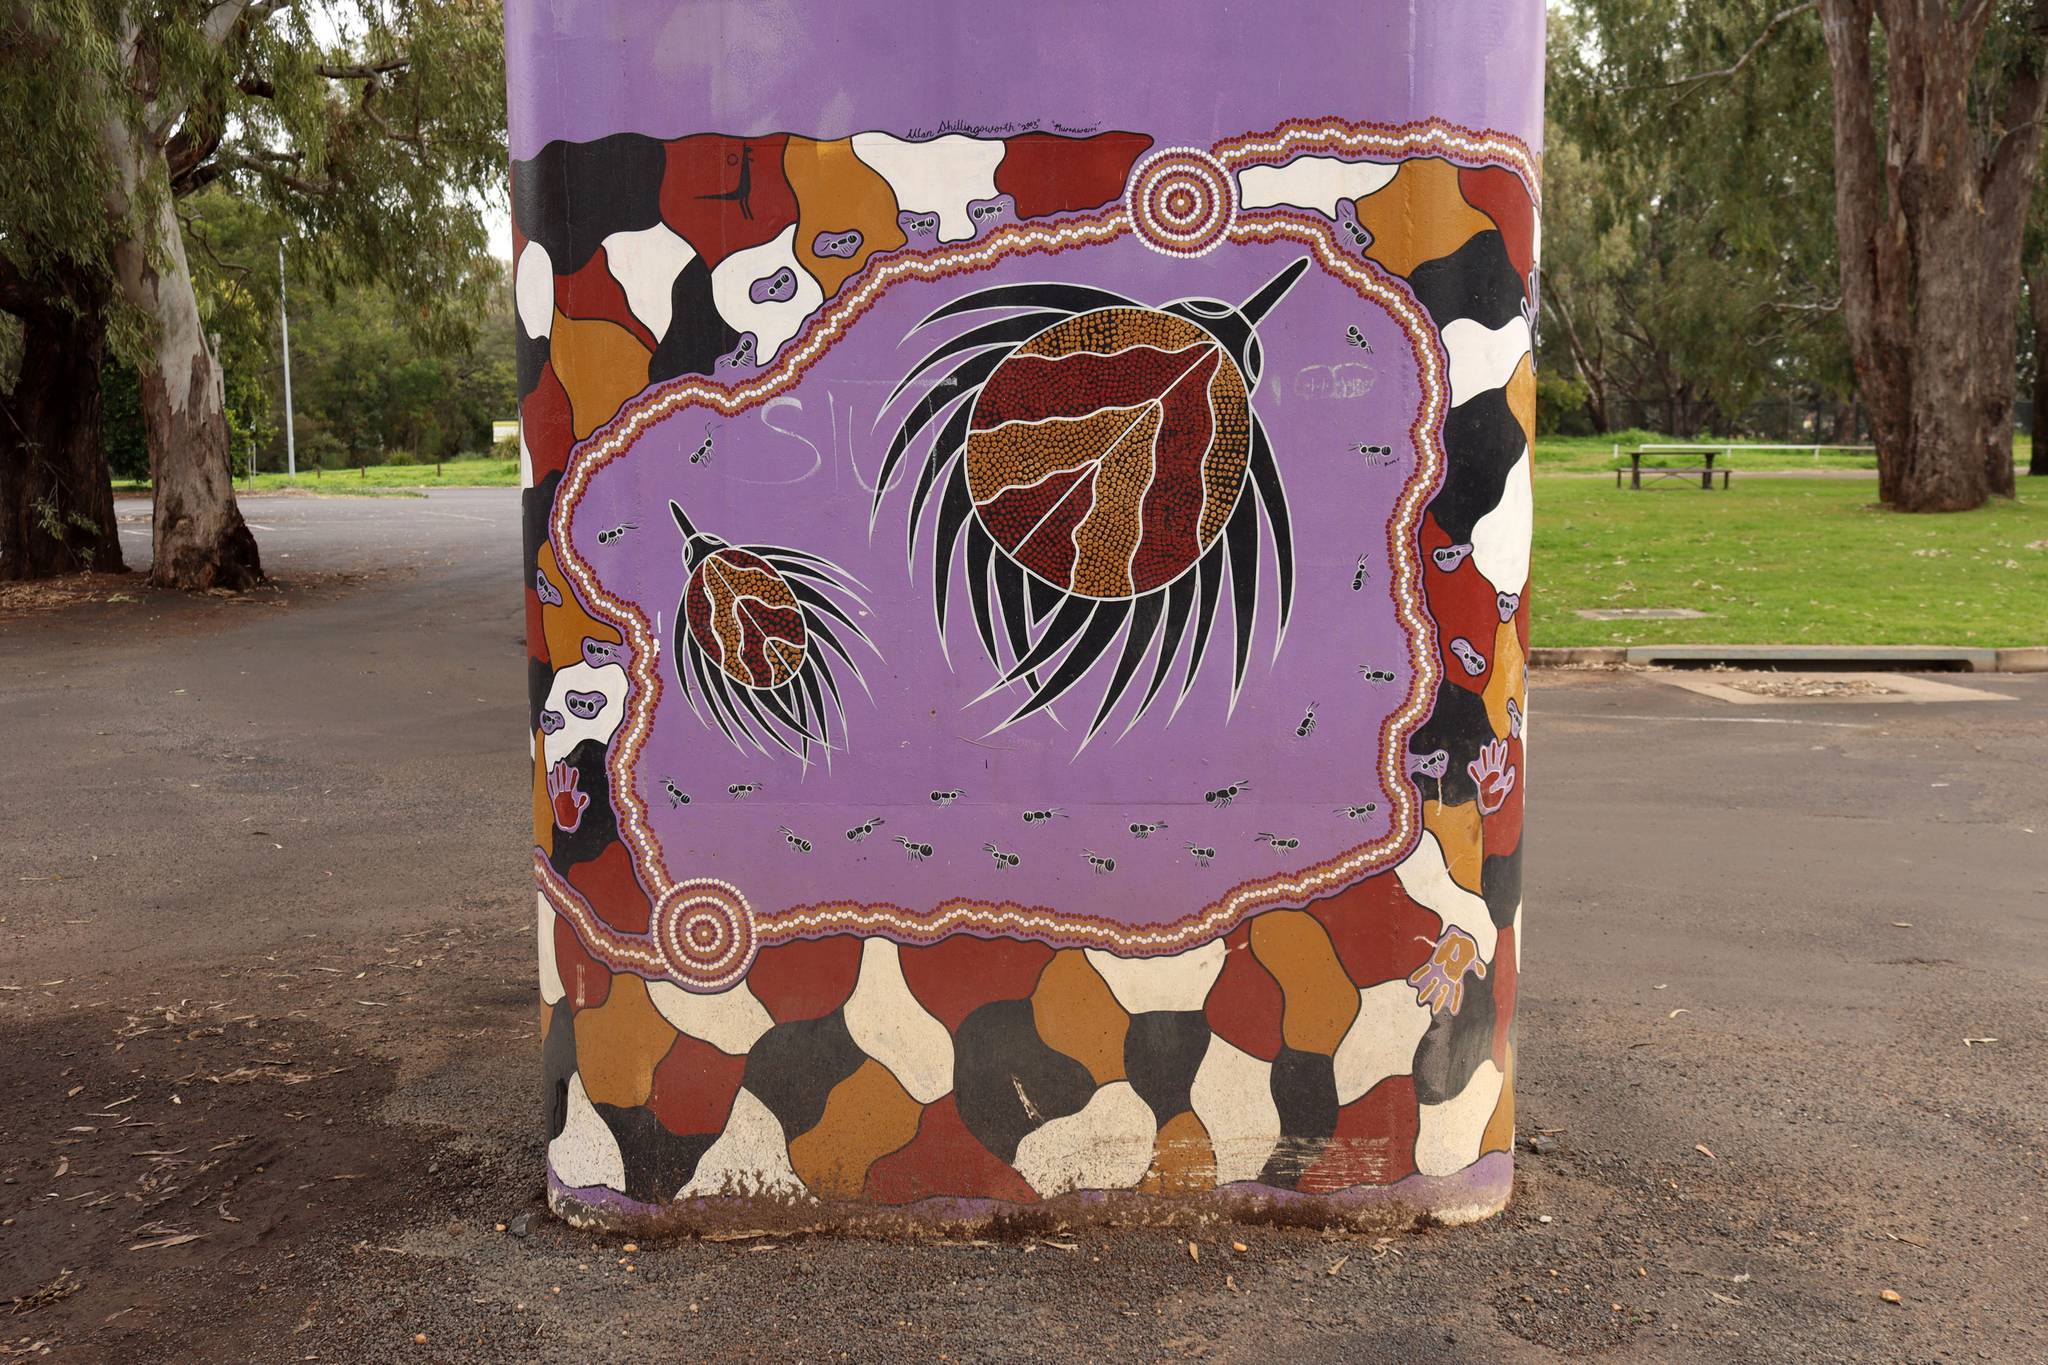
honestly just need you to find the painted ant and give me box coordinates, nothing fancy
[778,825,813,853]
[983,843,1021,870]
[1203,780,1249,808]
[1082,850,1116,875]
[896,836,934,863]
[1186,844,1217,868]
[1127,821,1169,839]
[662,779,691,808]
[596,522,638,545]
[1295,702,1320,738]
[1254,832,1301,851]
[1022,808,1067,824]
[728,782,761,800]
[929,789,964,806]
[845,817,885,842]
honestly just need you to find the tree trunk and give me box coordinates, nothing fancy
[1820,0,2048,512]
[2032,268,2048,477]
[0,278,125,580]
[106,144,262,590]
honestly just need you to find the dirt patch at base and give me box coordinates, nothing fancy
[0,1001,456,1362]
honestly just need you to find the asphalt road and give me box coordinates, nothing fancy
[3,489,2044,1362]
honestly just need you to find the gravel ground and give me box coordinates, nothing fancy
[3,491,2044,1362]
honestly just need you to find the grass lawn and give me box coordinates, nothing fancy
[1531,475,2048,647]
[112,455,522,497]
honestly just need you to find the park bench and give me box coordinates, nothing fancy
[1616,445,1731,490]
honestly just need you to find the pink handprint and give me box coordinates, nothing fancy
[1468,737,1516,815]
[547,760,589,833]
[1408,927,1487,1015]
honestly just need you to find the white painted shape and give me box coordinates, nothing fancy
[1513,903,1523,972]
[1393,833,1497,959]
[1414,1060,1505,1178]
[1472,445,1533,597]
[1083,939,1228,1015]
[602,222,696,342]
[843,938,955,1103]
[515,239,555,340]
[537,894,564,1006]
[1012,1081,1158,1198]
[1237,155,1398,218]
[1189,1037,1281,1186]
[676,1088,808,1200]
[851,132,1003,243]
[517,429,533,491]
[1442,315,1531,408]
[548,1074,626,1191]
[646,979,773,1056]
[708,225,824,363]
[1333,980,1435,1105]
[541,661,629,766]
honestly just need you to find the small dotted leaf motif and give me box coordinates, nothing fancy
[670,500,877,768]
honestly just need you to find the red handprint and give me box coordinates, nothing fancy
[547,760,589,834]
[1408,927,1487,1015]
[1468,737,1516,816]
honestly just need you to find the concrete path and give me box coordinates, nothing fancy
[3,492,2043,1361]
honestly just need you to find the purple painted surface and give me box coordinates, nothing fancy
[570,233,1426,927]
[506,1,1544,159]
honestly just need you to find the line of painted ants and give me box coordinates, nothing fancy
[651,776,1384,872]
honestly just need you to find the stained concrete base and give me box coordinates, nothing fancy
[1530,644,2047,672]
[547,1153,1515,1238]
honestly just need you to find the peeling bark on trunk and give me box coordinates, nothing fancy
[0,298,125,579]
[2032,268,2048,477]
[105,141,262,591]
[1818,0,2048,512]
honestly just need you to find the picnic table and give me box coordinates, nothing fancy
[1617,446,1730,490]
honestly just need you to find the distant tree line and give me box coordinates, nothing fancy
[91,195,515,485]
[1544,0,2047,509]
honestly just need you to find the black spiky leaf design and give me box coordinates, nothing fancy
[670,499,876,768]
[872,259,1307,749]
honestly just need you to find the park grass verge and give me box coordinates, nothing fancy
[112,455,521,496]
[1531,475,2048,648]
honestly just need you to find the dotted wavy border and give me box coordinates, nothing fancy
[538,117,1536,988]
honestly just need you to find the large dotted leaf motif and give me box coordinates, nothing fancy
[963,309,1252,600]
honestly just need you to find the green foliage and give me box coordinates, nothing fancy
[0,0,506,359]
[1543,2,1852,429]
[99,360,149,481]
[1534,370,1593,436]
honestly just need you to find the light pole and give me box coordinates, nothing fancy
[278,241,297,477]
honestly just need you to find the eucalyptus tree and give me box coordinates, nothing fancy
[0,0,503,585]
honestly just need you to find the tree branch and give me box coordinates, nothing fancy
[316,57,410,81]
[1625,2,1816,94]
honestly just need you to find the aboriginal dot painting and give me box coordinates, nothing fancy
[510,0,1542,1228]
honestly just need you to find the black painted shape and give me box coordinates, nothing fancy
[523,470,561,576]
[546,737,620,872]
[951,998,1096,1164]
[592,1102,718,1204]
[1482,846,1523,930]
[517,325,550,401]
[1428,386,1525,545]
[646,257,741,385]
[1410,966,1498,1105]
[528,655,556,735]
[741,1010,867,1142]
[542,1000,577,1142]
[1405,230,1526,331]
[1259,1047,1339,1189]
[512,132,668,276]
[1407,680,1491,806]
[1123,1010,1211,1122]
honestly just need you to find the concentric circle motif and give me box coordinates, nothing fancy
[1126,148,1237,258]
[653,878,756,990]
